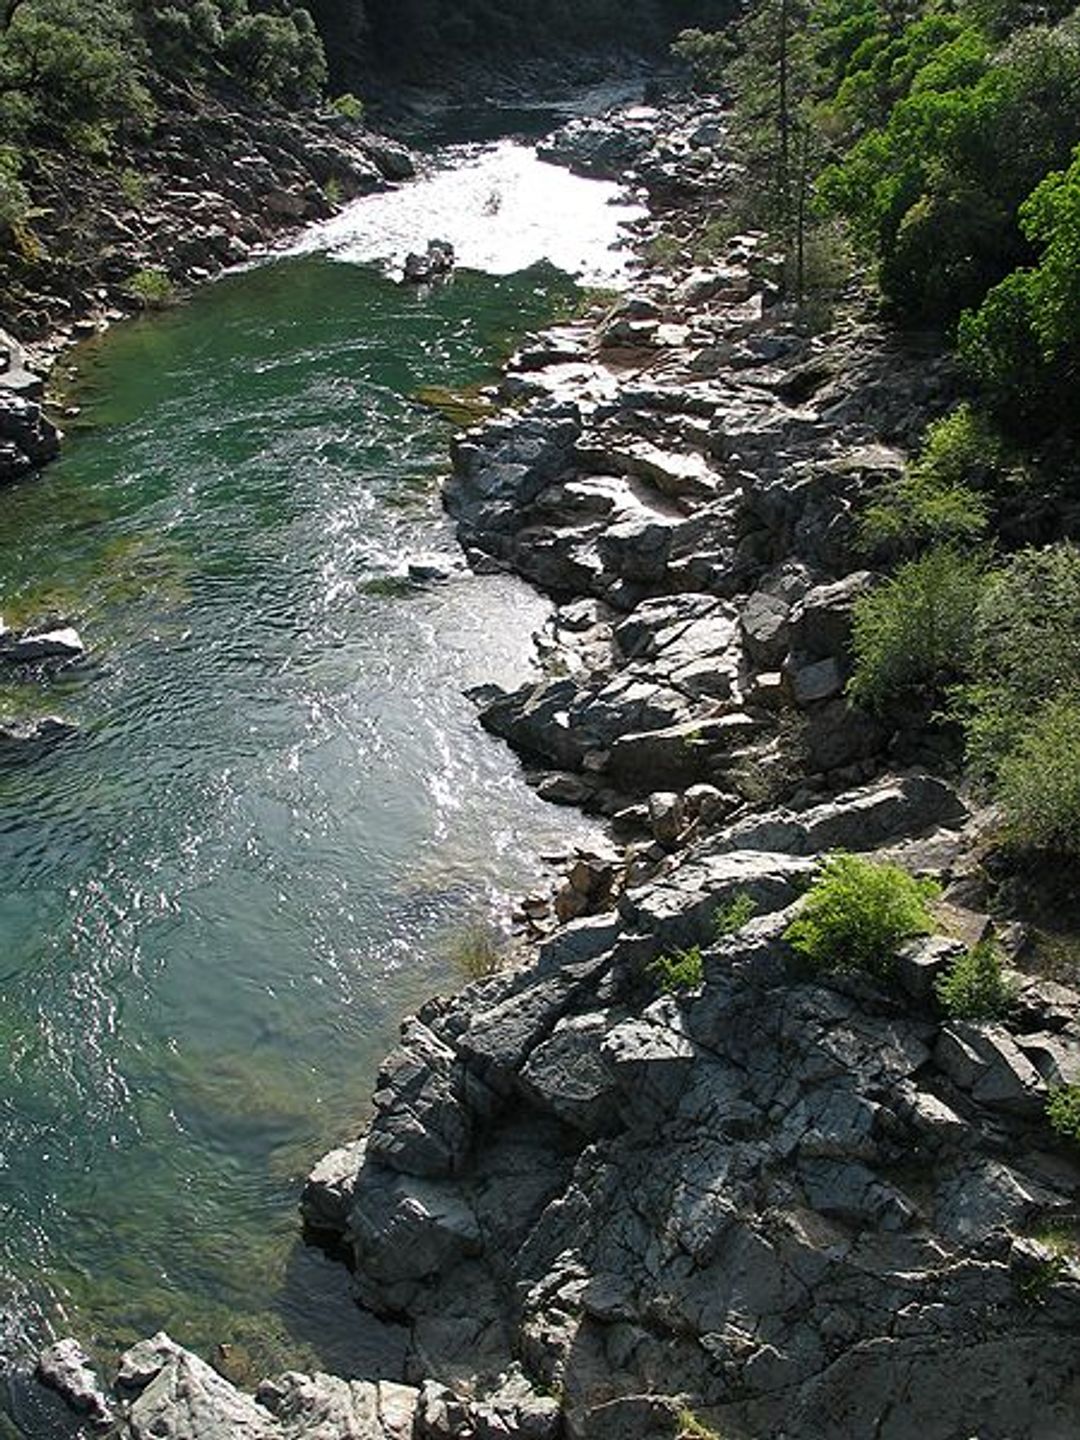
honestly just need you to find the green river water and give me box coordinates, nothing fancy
[0,129,639,1421]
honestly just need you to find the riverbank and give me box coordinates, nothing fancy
[29,89,1080,1440]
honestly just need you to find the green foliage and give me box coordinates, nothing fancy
[124,266,175,308]
[816,16,1080,321]
[959,144,1080,436]
[784,852,941,978]
[1046,1083,1080,1143]
[330,90,364,121]
[958,543,1080,776]
[714,892,757,938]
[0,142,28,227]
[848,546,986,712]
[997,697,1080,855]
[119,166,147,208]
[860,404,1003,552]
[448,920,507,982]
[0,0,151,150]
[672,26,730,90]
[676,1411,725,1440]
[935,940,1016,1019]
[221,8,326,102]
[648,945,704,994]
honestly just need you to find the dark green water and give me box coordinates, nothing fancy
[0,193,613,1398]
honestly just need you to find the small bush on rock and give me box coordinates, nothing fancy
[1046,1084,1080,1144]
[649,946,704,995]
[714,892,756,938]
[848,546,986,712]
[449,920,506,982]
[784,853,941,978]
[124,267,175,308]
[935,940,1016,1019]
[997,697,1080,855]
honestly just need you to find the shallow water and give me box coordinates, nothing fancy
[0,131,635,1404]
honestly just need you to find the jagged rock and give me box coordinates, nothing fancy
[115,1333,277,1439]
[36,1339,112,1427]
[0,715,77,746]
[301,1138,365,1231]
[403,239,455,285]
[647,791,685,844]
[0,626,84,662]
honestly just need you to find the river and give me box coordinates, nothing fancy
[0,117,643,1428]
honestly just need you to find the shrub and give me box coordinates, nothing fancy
[959,543,1080,776]
[1046,1084,1080,1144]
[860,404,1003,552]
[848,546,986,712]
[672,28,731,91]
[119,167,148,208]
[330,92,364,122]
[784,852,941,978]
[959,143,1080,437]
[714,892,757,938]
[124,267,176,308]
[676,1411,725,1440]
[0,144,28,229]
[935,940,1016,1019]
[997,697,1080,855]
[449,920,506,982]
[648,946,704,995]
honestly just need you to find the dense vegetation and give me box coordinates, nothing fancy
[681,0,1080,861]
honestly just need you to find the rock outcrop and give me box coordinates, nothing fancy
[35,88,1080,1440]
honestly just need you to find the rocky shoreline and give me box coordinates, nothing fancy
[0,83,417,489]
[28,92,1080,1440]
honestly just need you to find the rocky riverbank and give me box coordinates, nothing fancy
[32,91,1080,1440]
[0,81,416,489]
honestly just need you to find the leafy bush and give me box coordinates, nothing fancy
[449,920,506,982]
[672,27,730,90]
[124,267,176,308]
[848,547,986,712]
[959,543,1080,775]
[1046,1084,1080,1144]
[860,404,1006,552]
[935,940,1016,1019]
[119,166,147,208]
[648,946,704,994]
[784,852,941,978]
[997,697,1080,854]
[959,143,1080,437]
[330,91,364,121]
[817,18,1080,321]
[0,144,28,228]
[714,892,757,938]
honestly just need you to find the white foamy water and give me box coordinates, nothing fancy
[287,138,647,283]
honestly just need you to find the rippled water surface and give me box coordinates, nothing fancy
[0,133,633,1406]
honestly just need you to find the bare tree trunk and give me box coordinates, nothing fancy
[777,0,791,219]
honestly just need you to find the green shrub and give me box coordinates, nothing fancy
[848,546,986,712]
[959,143,1080,437]
[959,543,1080,776]
[784,852,941,978]
[860,404,1005,552]
[714,892,757,938]
[449,920,506,982]
[124,267,176,308]
[676,1410,725,1440]
[330,92,364,122]
[997,697,1080,855]
[935,940,1015,1019]
[119,167,148,208]
[1046,1084,1080,1144]
[672,27,731,91]
[0,144,28,228]
[648,946,704,995]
